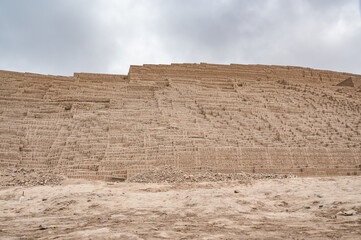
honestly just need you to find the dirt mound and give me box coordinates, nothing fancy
[127,166,296,183]
[0,168,65,187]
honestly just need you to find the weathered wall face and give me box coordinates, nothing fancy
[0,64,360,180]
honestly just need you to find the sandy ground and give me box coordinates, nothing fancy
[0,176,360,240]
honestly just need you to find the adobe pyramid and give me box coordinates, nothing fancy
[1,63,361,180]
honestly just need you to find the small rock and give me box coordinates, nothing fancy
[110,214,125,219]
[234,190,239,193]
[303,206,311,209]
[330,215,337,219]
[342,210,357,216]
[157,232,170,238]
[319,205,323,209]
[39,224,48,230]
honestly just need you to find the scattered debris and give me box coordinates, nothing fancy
[0,168,65,187]
[127,166,296,183]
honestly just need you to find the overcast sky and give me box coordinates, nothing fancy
[0,0,360,75]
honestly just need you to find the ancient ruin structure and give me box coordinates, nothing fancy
[0,63,360,180]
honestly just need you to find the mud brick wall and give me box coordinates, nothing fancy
[0,64,360,180]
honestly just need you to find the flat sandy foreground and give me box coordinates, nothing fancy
[0,176,360,240]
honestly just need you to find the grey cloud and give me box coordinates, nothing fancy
[0,0,360,75]
[154,0,361,73]
[0,0,118,75]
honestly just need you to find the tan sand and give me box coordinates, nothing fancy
[0,176,360,239]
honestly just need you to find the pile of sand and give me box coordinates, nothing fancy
[127,166,296,183]
[0,168,65,187]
